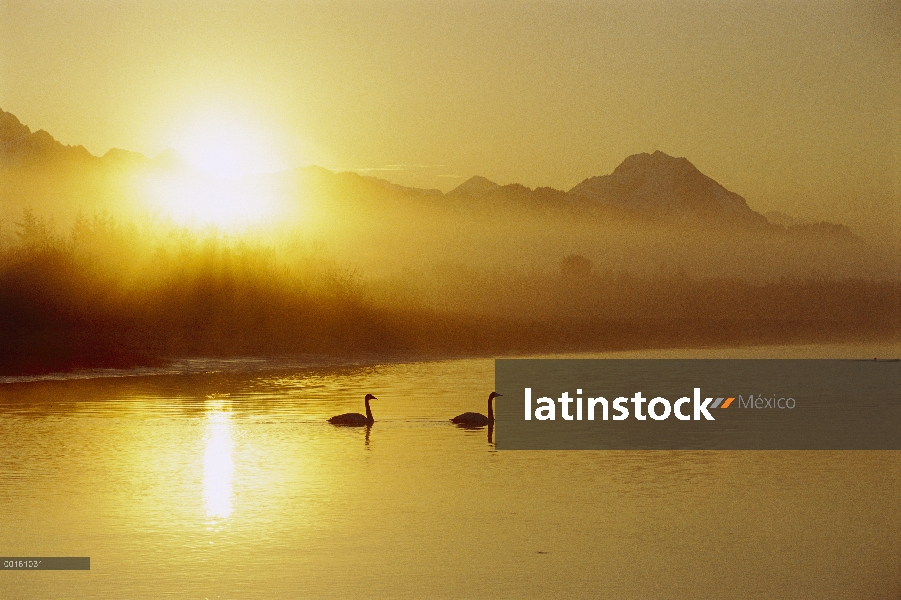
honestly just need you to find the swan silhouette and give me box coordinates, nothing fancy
[329,394,376,426]
[451,392,501,427]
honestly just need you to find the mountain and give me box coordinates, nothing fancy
[0,108,883,284]
[101,147,149,167]
[442,152,768,225]
[567,151,767,225]
[447,175,501,197]
[0,108,190,173]
[1,108,854,236]
[0,109,766,225]
[360,175,443,198]
[0,109,95,166]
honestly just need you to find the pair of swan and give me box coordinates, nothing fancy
[328,391,502,427]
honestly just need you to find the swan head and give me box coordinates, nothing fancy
[365,394,377,401]
[489,392,502,400]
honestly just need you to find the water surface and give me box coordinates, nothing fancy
[2,343,901,598]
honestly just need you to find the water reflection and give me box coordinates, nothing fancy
[203,407,234,519]
[4,349,901,599]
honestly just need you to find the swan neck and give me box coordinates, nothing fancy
[365,398,373,422]
[488,395,494,421]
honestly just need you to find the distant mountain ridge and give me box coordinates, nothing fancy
[0,108,842,231]
[446,151,768,225]
[0,109,96,165]
[447,175,501,197]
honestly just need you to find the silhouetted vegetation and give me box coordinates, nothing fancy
[1,210,898,374]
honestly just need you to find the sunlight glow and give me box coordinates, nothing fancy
[174,114,286,179]
[140,170,284,231]
[135,107,317,231]
[203,410,234,519]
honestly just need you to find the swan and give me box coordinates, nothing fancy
[329,394,376,426]
[451,392,501,427]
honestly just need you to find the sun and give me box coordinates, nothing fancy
[141,173,288,232]
[173,113,286,179]
[138,110,302,231]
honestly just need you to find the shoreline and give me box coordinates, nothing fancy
[3,334,899,384]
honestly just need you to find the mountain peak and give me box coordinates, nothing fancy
[0,109,31,142]
[0,108,94,165]
[626,149,689,163]
[102,148,148,165]
[567,151,766,224]
[447,175,500,197]
[611,150,697,178]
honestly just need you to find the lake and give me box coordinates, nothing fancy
[2,342,901,598]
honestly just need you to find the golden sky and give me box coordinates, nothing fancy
[1,0,898,233]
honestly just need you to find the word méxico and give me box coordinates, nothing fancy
[738,394,796,409]
[523,388,734,421]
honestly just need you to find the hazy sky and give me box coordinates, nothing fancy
[1,0,899,233]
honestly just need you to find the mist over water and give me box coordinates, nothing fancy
[1,150,899,374]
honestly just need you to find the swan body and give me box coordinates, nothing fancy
[451,411,491,427]
[329,394,376,426]
[452,392,501,427]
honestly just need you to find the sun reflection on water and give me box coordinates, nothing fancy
[203,408,234,519]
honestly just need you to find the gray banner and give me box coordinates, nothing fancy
[1,557,90,570]
[495,359,901,449]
